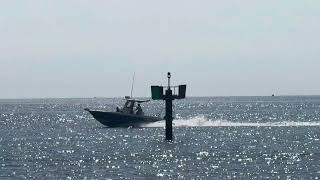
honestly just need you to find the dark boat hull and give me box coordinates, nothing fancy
[86,110,162,127]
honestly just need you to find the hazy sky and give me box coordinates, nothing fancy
[0,1,319,98]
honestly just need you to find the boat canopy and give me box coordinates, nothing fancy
[124,96,150,103]
[127,99,150,103]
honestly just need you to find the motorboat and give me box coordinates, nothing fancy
[85,96,162,127]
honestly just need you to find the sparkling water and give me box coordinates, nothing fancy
[0,96,319,179]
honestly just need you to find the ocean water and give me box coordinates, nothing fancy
[0,96,320,179]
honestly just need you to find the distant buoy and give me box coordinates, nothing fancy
[272,94,275,97]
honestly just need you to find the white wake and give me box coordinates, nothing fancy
[142,116,320,127]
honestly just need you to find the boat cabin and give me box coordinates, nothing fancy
[116,96,149,116]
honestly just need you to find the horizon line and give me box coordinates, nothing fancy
[0,94,320,100]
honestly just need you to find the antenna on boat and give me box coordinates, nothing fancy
[130,72,135,98]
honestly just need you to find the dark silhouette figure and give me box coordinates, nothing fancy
[136,104,143,115]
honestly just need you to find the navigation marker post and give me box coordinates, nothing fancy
[151,72,186,141]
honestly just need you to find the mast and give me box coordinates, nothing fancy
[130,72,135,98]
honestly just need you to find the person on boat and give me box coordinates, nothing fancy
[116,107,121,112]
[135,104,144,116]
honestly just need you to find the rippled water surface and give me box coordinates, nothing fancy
[1,96,320,179]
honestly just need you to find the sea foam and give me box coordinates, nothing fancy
[142,116,320,127]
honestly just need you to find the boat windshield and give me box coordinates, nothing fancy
[126,101,134,108]
[120,99,148,115]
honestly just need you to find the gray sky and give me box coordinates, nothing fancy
[0,1,319,98]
